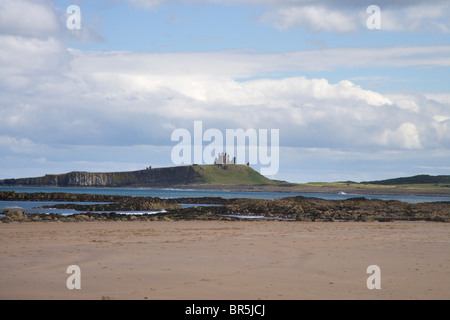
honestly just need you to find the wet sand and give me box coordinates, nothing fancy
[0,221,449,300]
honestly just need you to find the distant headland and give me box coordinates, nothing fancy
[0,165,449,197]
[0,164,281,188]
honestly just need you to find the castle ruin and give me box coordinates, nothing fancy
[214,152,236,165]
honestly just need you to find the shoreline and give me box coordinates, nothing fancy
[2,184,450,198]
[1,220,449,300]
[171,184,450,198]
[2,190,449,223]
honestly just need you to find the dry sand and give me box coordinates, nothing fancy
[0,220,449,300]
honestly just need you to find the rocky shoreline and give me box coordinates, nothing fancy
[1,191,449,223]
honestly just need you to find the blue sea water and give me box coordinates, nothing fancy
[1,186,449,202]
[1,186,449,215]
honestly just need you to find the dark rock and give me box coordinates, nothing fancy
[1,191,449,222]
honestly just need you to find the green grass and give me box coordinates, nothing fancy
[362,174,450,185]
[294,181,450,191]
[191,164,280,185]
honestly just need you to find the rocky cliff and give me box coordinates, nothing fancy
[0,166,203,187]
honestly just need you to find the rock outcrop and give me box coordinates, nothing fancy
[2,192,448,222]
[0,166,203,187]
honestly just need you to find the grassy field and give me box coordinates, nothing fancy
[300,181,450,191]
[191,164,280,185]
[263,181,450,197]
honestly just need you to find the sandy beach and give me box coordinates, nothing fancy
[1,220,449,300]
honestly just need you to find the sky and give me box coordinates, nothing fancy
[0,0,449,183]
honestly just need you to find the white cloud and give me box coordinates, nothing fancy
[271,1,450,33]
[380,4,450,33]
[1,44,447,153]
[0,0,104,44]
[0,35,69,89]
[425,93,450,105]
[125,0,162,8]
[0,135,35,148]
[114,0,450,33]
[386,94,420,113]
[379,122,422,149]
[433,115,450,123]
[68,45,450,77]
[0,0,60,38]
[431,117,450,147]
[260,5,358,33]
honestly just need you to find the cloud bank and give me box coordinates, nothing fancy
[0,0,449,181]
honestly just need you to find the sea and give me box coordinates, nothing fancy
[1,186,449,216]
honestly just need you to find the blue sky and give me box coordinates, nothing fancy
[0,0,449,183]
